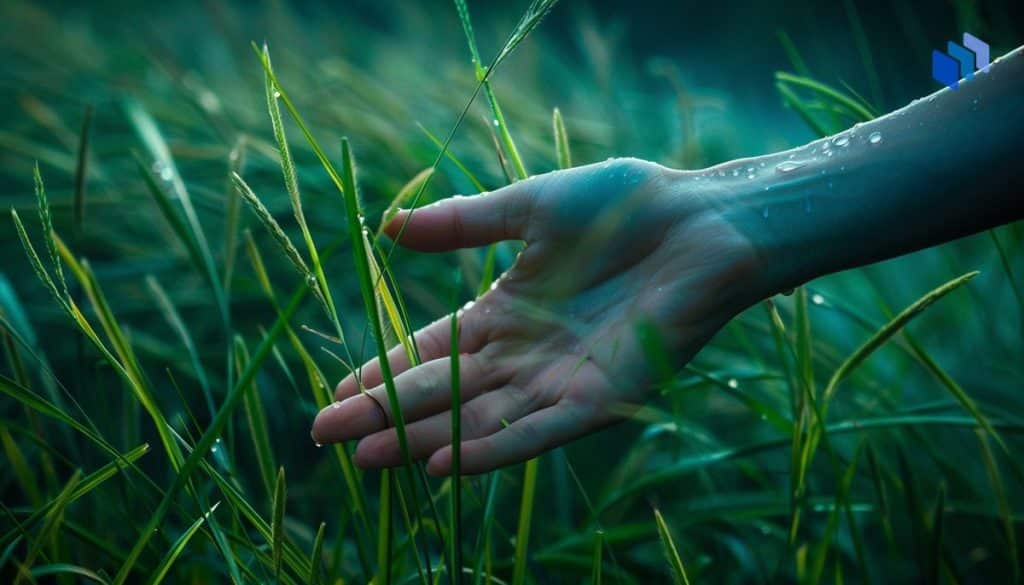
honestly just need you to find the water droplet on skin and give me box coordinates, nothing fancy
[747,173,755,179]
[811,293,825,305]
[717,170,725,177]
[489,280,499,291]
[868,131,882,145]
[462,300,475,311]
[727,378,739,389]
[761,205,770,219]
[804,196,813,213]
[821,141,831,151]
[776,160,807,173]
[759,161,766,168]
[746,167,754,173]
[331,401,343,409]
[832,135,850,147]
[314,442,323,448]
[826,150,834,157]
[732,169,739,177]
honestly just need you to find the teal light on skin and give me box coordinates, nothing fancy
[312,45,1024,476]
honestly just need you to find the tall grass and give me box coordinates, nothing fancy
[2,2,1023,584]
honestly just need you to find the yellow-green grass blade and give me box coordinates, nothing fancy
[147,502,221,585]
[262,46,347,350]
[112,278,311,584]
[553,107,571,169]
[1,424,42,507]
[33,163,68,299]
[775,72,876,123]
[512,459,539,585]
[449,300,462,585]
[378,168,435,237]
[653,508,691,585]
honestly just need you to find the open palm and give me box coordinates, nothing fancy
[311,158,760,475]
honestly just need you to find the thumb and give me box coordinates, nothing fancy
[382,182,535,252]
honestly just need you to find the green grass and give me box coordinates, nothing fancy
[2,1,1024,584]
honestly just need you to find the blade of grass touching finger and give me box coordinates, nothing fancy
[147,502,220,585]
[450,275,462,585]
[378,168,435,237]
[272,467,286,580]
[977,430,1019,581]
[310,521,326,585]
[553,107,571,169]
[513,458,539,585]
[72,105,93,234]
[653,508,691,585]
[338,137,430,580]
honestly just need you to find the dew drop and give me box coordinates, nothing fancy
[832,135,850,147]
[273,90,281,99]
[314,442,323,448]
[761,205,770,219]
[492,119,500,127]
[811,293,825,305]
[462,300,475,311]
[747,173,755,180]
[868,131,882,145]
[775,160,807,173]
[732,169,739,177]
[727,378,739,389]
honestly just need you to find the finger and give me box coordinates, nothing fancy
[313,353,499,445]
[335,313,482,401]
[383,181,538,251]
[426,400,609,476]
[353,385,536,469]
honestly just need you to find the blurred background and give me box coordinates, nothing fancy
[1,0,1022,583]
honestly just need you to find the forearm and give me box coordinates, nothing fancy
[710,45,1024,295]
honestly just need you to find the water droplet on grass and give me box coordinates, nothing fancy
[727,378,739,389]
[811,293,825,305]
[273,90,281,99]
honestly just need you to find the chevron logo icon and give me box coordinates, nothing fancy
[933,33,990,90]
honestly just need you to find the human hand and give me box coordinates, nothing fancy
[311,158,764,475]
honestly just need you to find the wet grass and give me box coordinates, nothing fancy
[2,1,1024,583]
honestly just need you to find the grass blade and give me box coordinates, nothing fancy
[653,508,691,585]
[147,502,221,585]
[72,105,93,233]
[513,458,538,585]
[272,467,286,579]
[553,107,571,169]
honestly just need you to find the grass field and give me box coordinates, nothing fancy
[1,1,1023,583]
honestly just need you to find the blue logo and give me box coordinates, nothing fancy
[932,33,989,89]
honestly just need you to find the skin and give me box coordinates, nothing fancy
[312,45,1024,476]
